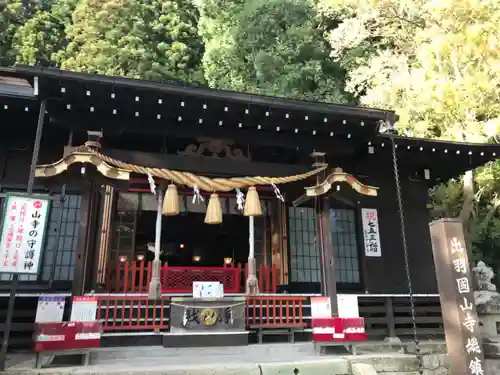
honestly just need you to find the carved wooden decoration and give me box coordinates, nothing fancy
[177,138,251,161]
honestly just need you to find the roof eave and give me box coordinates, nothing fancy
[3,65,394,121]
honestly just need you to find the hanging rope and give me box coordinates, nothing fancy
[90,150,327,192]
[391,136,423,374]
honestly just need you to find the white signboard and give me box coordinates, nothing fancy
[361,208,382,257]
[0,195,50,274]
[337,294,359,318]
[193,281,223,298]
[310,296,331,318]
[70,296,98,322]
[35,296,65,323]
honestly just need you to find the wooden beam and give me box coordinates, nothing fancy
[48,112,357,155]
[105,148,313,177]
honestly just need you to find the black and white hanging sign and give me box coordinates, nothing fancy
[361,208,381,257]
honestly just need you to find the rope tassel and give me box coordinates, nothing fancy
[162,184,180,216]
[205,193,223,224]
[244,187,262,217]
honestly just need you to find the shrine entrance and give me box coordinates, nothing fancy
[111,191,270,268]
[135,210,249,267]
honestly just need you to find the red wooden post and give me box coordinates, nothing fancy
[235,263,242,293]
[147,261,152,286]
[123,262,129,293]
[138,259,145,293]
[258,264,264,292]
[271,264,277,293]
[131,261,137,293]
[161,261,169,291]
[114,260,121,292]
[103,299,110,330]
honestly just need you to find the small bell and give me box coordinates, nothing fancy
[244,186,262,216]
[162,184,180,216]
[205,193,223,224]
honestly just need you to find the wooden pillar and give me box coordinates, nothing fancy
[279,201,289,285]
[384,297,397,339]
[71,131,103,296]
[312,152,338,316]
[270,199,285,283]
[72,181,100,296]
[95,185,114,289]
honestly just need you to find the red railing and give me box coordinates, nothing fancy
[96,296,169,332]
[246,296,306,327]
[95,295,304,332]
[244,263,278,293]
[106,260,279,294]
[160,263,241,293]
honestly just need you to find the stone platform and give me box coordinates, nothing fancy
[5,341,450,375]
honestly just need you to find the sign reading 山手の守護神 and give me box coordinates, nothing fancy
[361,208,381,257]
[0,194,50,275]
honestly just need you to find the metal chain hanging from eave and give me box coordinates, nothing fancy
[90,150,327,192]
[390,136,423,374]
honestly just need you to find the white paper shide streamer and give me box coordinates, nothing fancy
[272,183,285,202]
[192,186,204,204]
[148,173,156,195]
[236,188,245,211]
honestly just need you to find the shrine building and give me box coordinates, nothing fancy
[0,65,498,348]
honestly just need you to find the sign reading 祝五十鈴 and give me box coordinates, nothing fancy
[361,208,381,257]
[0,195,50,274]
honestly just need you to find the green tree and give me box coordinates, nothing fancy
[0,0,52,65]
[56,0,204,83]
[199,0,349,102]
[12,9,65,65]
[324,0,500,268]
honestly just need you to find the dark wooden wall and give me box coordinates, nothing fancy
[352,157,437,294]
[0,118,76,192]
[0,107,438,294]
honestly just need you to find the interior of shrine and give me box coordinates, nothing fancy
[134,204,250,267]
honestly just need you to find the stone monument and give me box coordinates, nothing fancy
[473,261,500,357]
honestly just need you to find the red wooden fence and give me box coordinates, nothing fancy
[246,296,306,327]
[106,260,279,294]
[244,263,278,293]
[96,296,169,332]
[95,295,305,332]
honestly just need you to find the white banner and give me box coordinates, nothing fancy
[35,296,65,323]
[361,208,382,257]
[337,294,359,318]
[70,296,98,322]
[0,195,50,274]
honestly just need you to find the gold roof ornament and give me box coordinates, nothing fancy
[35,143,130,181]
[304,167,378,197]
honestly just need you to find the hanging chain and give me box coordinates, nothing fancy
[390,136,423,374]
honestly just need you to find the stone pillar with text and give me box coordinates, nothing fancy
[429,218,484,375]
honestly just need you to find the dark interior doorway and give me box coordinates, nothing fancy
[135,211,249,267]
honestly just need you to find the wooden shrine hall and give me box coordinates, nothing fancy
[0,65,498,348]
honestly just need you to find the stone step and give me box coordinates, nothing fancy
[91,342,317,363]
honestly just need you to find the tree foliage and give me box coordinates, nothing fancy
[0,0,52,65]
[323,0,500,268]
[12,9,65,65]
[199,0,349,102]
[55,0,204,83]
